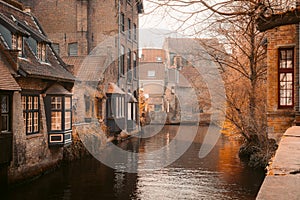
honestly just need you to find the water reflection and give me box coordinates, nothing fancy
[3,125,264,200]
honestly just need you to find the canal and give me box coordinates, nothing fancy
[3,125,265,200]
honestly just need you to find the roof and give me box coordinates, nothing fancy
[0,0,75,83]
[0,54,20,91]
[257,6,300,32]
[106,82,125,94]
[18,44,75,82]
[45,83,72,95]
[76,55,107,82]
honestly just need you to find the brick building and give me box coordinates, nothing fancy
[18,0,144,135]
[0,0,75,184]
[139,48,166,123]
[257,6,300,140]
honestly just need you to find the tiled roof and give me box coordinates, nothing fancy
[106,82,125,94]
[0,0,75,83]
[76,55,107,82]
[0,12,28,35]
[62,56,85,76]
[18,44,75,82]
[0,51,20,91]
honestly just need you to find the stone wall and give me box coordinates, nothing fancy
[8,91,64,184]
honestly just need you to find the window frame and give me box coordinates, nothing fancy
[133,23,137,41]
[68,42,78,56]
[278,47,294,108]
[49,95,72,132]
[22,94,40,135]
[120,45,125,76]
[133,52,137,79]
[1,94,12,133]
[120,13,125,33]
[128,18,131,40]
[127,48,132,82]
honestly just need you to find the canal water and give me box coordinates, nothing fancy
[3,125,265,200]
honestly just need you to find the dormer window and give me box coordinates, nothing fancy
[38,42,46,61]
[0,24,12,48]
[12,34,24,57]
[26,37,47,62]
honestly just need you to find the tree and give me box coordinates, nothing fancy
[142,0,295,167]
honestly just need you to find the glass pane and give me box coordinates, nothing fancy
[286,73,293,81]
[280,73,286,82]
[51,97,62,110]
[28,112,32,133]
[22,96,26,110]
[286,60,293,68]
[34,96,39,109]
[287,97,293,105]
[1,115,8,131]
[287,50,293,59]
[51,111,62,130]
[281,50,286,59]
[280,98,286,106]
[1,95,8,113]
[65,97,71,110]
[34,112,39,132]
[279,60,286,68]
[28,96,32,110]
[65,111,71,130]
[280,82,286,89]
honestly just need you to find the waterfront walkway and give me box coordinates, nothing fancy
[256,126,300,200]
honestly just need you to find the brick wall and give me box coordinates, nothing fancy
[266,24,298,140]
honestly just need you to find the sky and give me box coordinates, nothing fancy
[138,0,214,48]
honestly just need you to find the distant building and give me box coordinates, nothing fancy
[0,0,75,184]
[257,6,300,140]
[139,48,166,123]
[163,37,214,124]
[18,0,144,134]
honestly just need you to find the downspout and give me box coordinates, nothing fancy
[118,0,121,84]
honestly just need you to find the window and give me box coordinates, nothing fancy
[52,43,60,55]
[133,52,137,79]
[44,85,72,146]
[26,37,47,61]
[0,24,12,48]
[38,42,47,61]
[128,18,131,40]
[68,42,78,56]
[22,95,40,135]
[27,37,37,55]
[96,98,103,120]
[1,95,11,132]
[148,70,155,77]
[120,13,125,32]
[279,48,294,108]
[133,23,137,41]
[12,34,24,57]
[127,48,132,82]
[120,45,125,75]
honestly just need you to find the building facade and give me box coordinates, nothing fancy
[0,0,75,184]
[139,48,166,123]
[19,0,143,135]
[257,7,300,140]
